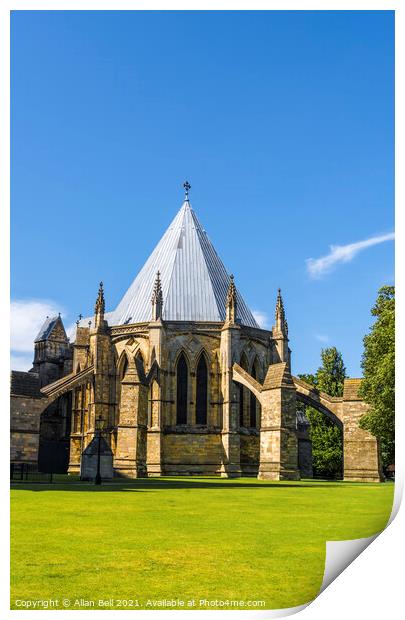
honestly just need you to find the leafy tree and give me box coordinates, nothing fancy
[359,286,395,469]
[305,410,343,478]
[298,347,346,479]
[316,347,346,397]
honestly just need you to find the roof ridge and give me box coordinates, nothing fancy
[161,201,188,313]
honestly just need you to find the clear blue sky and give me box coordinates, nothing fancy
[11,10,394,376]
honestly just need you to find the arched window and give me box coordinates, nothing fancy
[121,356,128,378]
[196,355,208,425]
[239,353,248,428]
[176,353,188,424]
[135,350,144,376]
[250,364,257,427]
[239,384,244,427]
[149,379,159,427]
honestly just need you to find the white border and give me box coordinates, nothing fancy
[2,2,402,619]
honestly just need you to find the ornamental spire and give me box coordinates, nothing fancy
[94,281,105,329]
[151,271,163,321]
[274,288,288,336]
[225,274,237,324]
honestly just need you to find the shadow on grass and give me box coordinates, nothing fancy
[10,477,348,492]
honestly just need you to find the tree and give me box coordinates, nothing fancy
[298,347,346,479]
[359,286,395,469]
[316,347,346,397]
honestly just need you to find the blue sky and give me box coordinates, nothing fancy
[11,10,394,376]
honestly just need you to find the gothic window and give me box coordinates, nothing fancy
[176,353,188,424]
[239,353,248,428]
[196,355,208,425]
[149,379,159,427]
[250,364,257,428]
[239,383,244,427]
[135,350,144,376]
[121,356,128,378]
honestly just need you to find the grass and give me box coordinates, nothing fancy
[10,477,394,611]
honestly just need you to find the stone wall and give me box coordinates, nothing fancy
[10,395,46,465]
[342,379,384,482]
[162,430,223,474]
[240,431,260,475]
[18,317,384,483]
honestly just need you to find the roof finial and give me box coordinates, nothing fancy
[225,274,237,325]
[274,288,288,336]
[93,281,106,330]
[151,270,163,321]
[183,180,191,201]
[95,281,105,316]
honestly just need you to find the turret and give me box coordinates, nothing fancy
[272,288,290,365]
[220,273,241,477]
[274,288,288,336]
[32,314,72,387]
[94,281,106,331]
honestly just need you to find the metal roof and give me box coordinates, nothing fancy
[108,200,259,327]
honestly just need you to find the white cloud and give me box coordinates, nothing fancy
[306,232,395,278]
[252,310,271,329]
[10,299,64,354]
[10,352,35,372]
[315,333,330,343]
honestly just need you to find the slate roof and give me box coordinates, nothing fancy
[34,315,62,343]
[108,199,259,327]
[83,435,113,456]
[10,371,41,398]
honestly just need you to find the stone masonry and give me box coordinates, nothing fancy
[10,189,385,482]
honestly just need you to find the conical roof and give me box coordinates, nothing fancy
[108,199,259,327]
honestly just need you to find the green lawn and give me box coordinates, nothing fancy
[10,477,394,611]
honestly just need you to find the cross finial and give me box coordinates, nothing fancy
[183,180,191,200]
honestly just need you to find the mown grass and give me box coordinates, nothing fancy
[10,477,394,610]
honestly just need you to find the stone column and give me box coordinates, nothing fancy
[258,363,300,480]
[219,323,241,478]
[68,386,83,474]
[114,360,148,477]
[146,318,165,476]
[88,329,114,437]
[342,379,384,482]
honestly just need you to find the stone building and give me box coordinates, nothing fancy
[11,316,73,472]
[10,185,384,481]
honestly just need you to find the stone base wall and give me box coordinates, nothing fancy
[342,381,384,483]
[10,395,46,465]
[240,431,259,475]
[146,429,163,476]
[162,430,222,475]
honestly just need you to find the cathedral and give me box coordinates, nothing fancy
[10,184,384,482]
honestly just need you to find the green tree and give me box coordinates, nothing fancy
[359,286,395,469]
[316,347,346,397]
[299,347,346,479]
